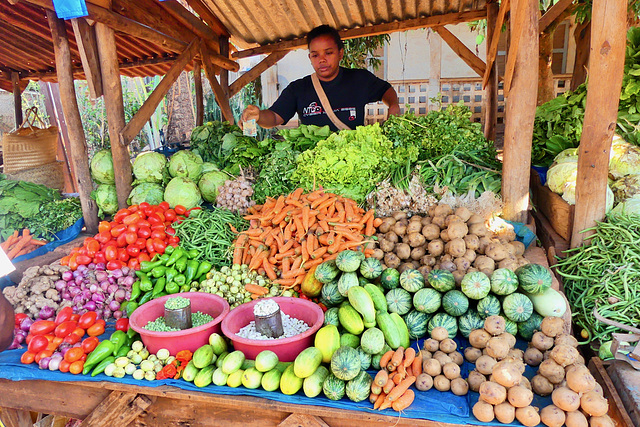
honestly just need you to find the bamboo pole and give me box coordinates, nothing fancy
[46,10,99,233]
[484,1,499,142]
[11,72,22,129]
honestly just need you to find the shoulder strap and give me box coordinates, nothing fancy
[310,73,351,131]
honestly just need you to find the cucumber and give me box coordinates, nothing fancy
[303,366,330,398]
[348,286,376,328]
[375,311,401,349]
[364,283,388,313]
[390,312,410,350]
[338,304,364,335]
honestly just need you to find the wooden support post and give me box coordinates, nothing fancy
[11,72,22,128]
[120,39,200,145]
[194,61,203,126]
[219,36,230,99]
[571,20,591,91]
[433,26,486,77]
[201,45,234,123]
[539,0,574,32]
[484,1,499,142]
[95,12,132,209]
[229,51,289,98]
[0,407,32,427]
[46,10,99,233]
[71,18,103,99]
[570,0,626,247]
[428,30,441,111]
[79,391,155,426]
[501,0,538,223]
[484,0,509,89]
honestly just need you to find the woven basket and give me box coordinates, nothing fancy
[6,161,65,191]
[3,108,58,174]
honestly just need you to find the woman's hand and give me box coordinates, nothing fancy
[239,105,261,129]
[239,106,284,129]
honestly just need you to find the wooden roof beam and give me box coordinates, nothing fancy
[232,9,487,59]
[433,26,486,77]
[200,44,234,123]
[184,0,230,37]
[229,50,288,97]
[71,18,103,98]
[482,0,509,88]
[539,0,574,32]
[159,0,220,53]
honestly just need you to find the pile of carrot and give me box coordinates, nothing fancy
[1,229,47,260]
[231,188,382,289]
[370,346,422,412]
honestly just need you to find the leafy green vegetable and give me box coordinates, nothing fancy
[164,177,202,209]
[132,151,167,183]
[128,183,165,206]
[24,198,82,241]
[90,149,115,184]
[253,144,300,204]
[92,184,118,217]
[168,150,203,181]
[278,124,331,151]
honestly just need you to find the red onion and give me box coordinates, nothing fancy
[62,291,71,300]
[69,287,81,297]
[38,357,51,370]
[38,306,55,320]
[112,269,123,279]
[114,289,126,302]
[108,300,120,311]
[92,293,105,303]
[103,308,112,318]
[20,317,33,332]
[58,343,71,355]
[15,332,25,344]
[77,265,88,272]
[99,281,110,291]
[121,267,130,275]
[89,284,98,293]
[48,357,62,371]
[113,310,123,319]
[125,290,131,300]
[107,284,119,294]
[122,276,134,287]
[95,271,108,282]
[95,262,106,270]
[88,262,96,269]
[74,276,84,286]
[62,270,74,281]
[107,276,115,284]
[55,280,66,291]
[95,309,103,318]
[83,301,96,311]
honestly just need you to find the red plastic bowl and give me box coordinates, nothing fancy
[221,297,324,362]
[129,292,229,355]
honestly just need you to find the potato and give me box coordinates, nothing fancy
[421,216,432,226]
[552,387,581,412]
[472,401,495,423]
[422,223,441,240]
[453,256,471,270]
[444,238,466,258]
[589,414,615,427]
[454,206,472,222]
[532,331,555,351]
[432,215,447,230]
[391,211,407,221]
[492,360,523,388]
[497,332,516,349]
[468,370,486,392]
[420,255,437,267]
[440,260,456,272]
[532,374,554,396]
[580,390,608,416]
[378,217,396,233]
[494,402,516,423]
[461,249,477,263]
[593,381,604,396]
[444,214,463,227]
[419,349,432,361]
[469,222,489,236]
[539,359,565,384]
[441,253,453,263]
[410,246,426,261]
[424,338,440,352]
[564,410,588,427]
[423,358,442,377]
[450,270,464,285]
[395,243,411,260]
[541,317,565,337]
[439,338,457,354]
[434,374,451,392]
[450,351,463,366]
[479,381,507,405]
[443,362,461,380]
[540,404,566,427]
[371,248,385,260]
[508,385,534,408]
[406,220,422,234]
[524,347,544,367]
[509,240,526,256]
[433,351,453,366]
[398,262,417,273]
[463,234,480,252]
[477,236,492,254]
[486,337,511,360]
[440,229,451,243]
[379,239,395,253]
[550,344,580,367]
[508,348,525,361]
[415,373,434,391]
[515,406,541,427]
[427,239,444,257]
[555,333,579,348]
[407,232,426,248]
[476,355,498,376]
[384,252,401,269]
[484,315,506,336]
[385,231,400,243]
[431,327,449,342]
[474,256,495,274]
[447,222,468,240]
[498,257,519,271]
[469,329,492,348]
[450,378,469,396]
[465,347,483,363]
[393,221,407,237]
[519,376,532,390]
[566,365,596,393]
[485,242,509,261]
[434,204,453,218]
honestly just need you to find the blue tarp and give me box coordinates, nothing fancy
[52,0,87,19]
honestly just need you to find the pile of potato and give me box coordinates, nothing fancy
[415,326,468,396]
[371,204,529,283]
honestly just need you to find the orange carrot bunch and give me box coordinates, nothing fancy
[1,229,47,260]
[371,346,421,412]
[231,188,381,290]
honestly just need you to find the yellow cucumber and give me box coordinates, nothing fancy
[338,304,364,335]
[390,312,411,349]
[347,286,376,328]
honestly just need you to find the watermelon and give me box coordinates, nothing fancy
[324,307,339,326]
[517,312,543,340]
[380,268,400,290]
[427,312,458,338]
[400,269,425,292]
[461,271,491,299]
[503,293,534,322]
[442,290,469,317]
[360,327,385,355]
[323,374,346,400]
[458,310,485,338]
[330,346,361,380]
[355,346,372,371]
[360,257,383,280]
[385,288,413,315]
[412,288,442,314]
[320,281,345,307]
[504,317,518,336]
[477,295,501,318]
[428,269,456,292]
[315,260,340,284]
[337,272,359,297]
[345,371,373,402]
[358,276,370,287]
[516,263,553,295]
[403,310,430,339]
[490,268,519,295]
[336,250,362,273]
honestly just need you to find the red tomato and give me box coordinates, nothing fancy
[55,307,74,325]
[87,322,105,337]
[147,214,162,226]
[107,260,123,270]
[98,221,111,233]
[150,230,166,241]
[151,224,166,232]
[137,220,151,228]
[52,336,63,347]
[80,354,87,362]
[20,351,36,364]
[70,313,80,323]
[127,224,139,233]
[116,232,128,248]
[30,320,56,336]
[68,255,78,271]
[93,252,107,265]
[117,249,129,263]
[78,311,97,329]
[134,238,147,250]
[168,236,180,245]
[15,313,28,328]
[164,209,176,222]
[59,359,71,373]
[78,247,88,256]
[126,245,140,257]
[28,335,49,353]
[60,255,70,266]
[104,245,118,262]
[76,255,92,265]
[25,334,33,345]
[46,341,58,352]
[64,347,85,363]
[96,231,111,244]
[174,205,186,215]
[158,201,170,210]
[110,224,127,237]
[115,318,129,332]
[124,231,137,246]
[63,333,81,345]
[122,212,141,226]
[139,202,150,210]
[128,258,140,270]
[152,239,166,254]
[154,211,165,223]
[95,319,106,328]
[54,321,78,338]
[69,360,84,375]
[113,209,132,223]
[35,350,53,364]
[165,226,176,236]
[137,252,150,263]
[81,337,100,353]
[86,239,100,253]
[137,226,152,239]
[145,239,155,254]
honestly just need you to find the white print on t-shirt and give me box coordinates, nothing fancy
[302,102,357,120]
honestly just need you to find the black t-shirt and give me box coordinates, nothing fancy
[269,67,391,131]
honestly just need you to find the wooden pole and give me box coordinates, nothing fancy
[433,26,486,77]
[484,1,498,142]
[11,72,22,129]
[71,18,103,99]
[95,13,132,209]
[428,30,441,111]
[201,45,234,123]
[229,51,289,98]
[194,61,203,127]
[219,36,230,99]
[571,20,591,91]
[501,0,538,223]
[570,0,627,247]
[46,10,99,233]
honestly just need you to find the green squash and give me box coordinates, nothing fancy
[461,271,491,299]
[385,288,413,315]
[323,374,346,400]
[360,257,383,280]
[380,268,400,290]
[335,250,362,273]
[400,268,425,292]
[330,346,361,381]
[345,371,373,402]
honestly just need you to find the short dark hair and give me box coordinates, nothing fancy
[307,25,343,50]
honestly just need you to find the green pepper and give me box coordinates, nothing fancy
[174,274,186,286]
[139,260,162,273]
[116,345,131,358]
[180,284,191,293]
[164,245,175,255]
[195,261,212,280]
[109,330,128,356]
[175,256,188,273]
[139,273,153,292]
[129,280,140,302]
[126,328,138,343]
[84,340,116,373]
[155,291,168,298]
[126,302,138,317]
[165,247,185,267]
[159,253,170,264]
[165,267,178,284]
[139,291,153,305]
[152,277,166,296]
[186,249,199,259]
[150,265,167,279]
[185,260,199,284]
[166,281,180,294]
[90,356,115,377]
[119,301,129,314]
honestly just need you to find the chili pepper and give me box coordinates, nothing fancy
[109,330,128,356]
[139,260,162,273]
[83,340,116,374]
[153,291,168,298]
[116,345,131,358]
[152,277,166,296]
[126,327,138,344]
[139,291,153,305]
[185,260,199,284]
[165,267,178,284]
[91,356,115,377]
[138,273,153,292]
[175,256,188,273]
[164,245,175,255]
[186,249,199,259]
[126,302,139,317]
[129,281,141,303]
[195,261,212,280]
[166,281,180,294]
[176,350,193,362]
[159,253,170,264]
[165,247,184,267]
[150,266,167,279]
[174,274,186,286]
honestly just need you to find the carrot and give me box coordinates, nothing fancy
[302,257,324,269]
[310,193,330,209]
[396,364,407,380]
[282,268,305,279]
[373,217,383,228]
[300,240,309,262]
[274,278,296,286]
[289,187,304,201]
[272,195,286,215]
[389,347,404,371]
[378,396,393,411]
[387,376,416,402]
[274,249,295,261]
[365,215,375,237]
[369,391,380,404]
[233,234,249,264]
[245,283,269,295]
[391,389,415,412]
[373,392,387,410]
[403,347,416,368]
[392,372,403,385]
[382,378,395,394]
[310,247,327,259]
[411,350,423,377]
[379,350,394,370]
[406,366,413,377]
[371,383,382,395]
[7,232,32,259]
[307,234,317,254]
[262,258,278,281]
[374,369,388,387]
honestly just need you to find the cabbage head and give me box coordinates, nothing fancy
[609,135,640,179]
[610,174,640,203]
[133,151,167,183]
[128,182,164,206]
[164,177,202,209]
[93,184,118,216]
[90,149,115,184]
[168,150,203,181]
[547,161,577,194]
[202,162,219,174]
[611,194,640,217]
[554,148,579,164]
[198,171,228,203]
[561,181,576,204]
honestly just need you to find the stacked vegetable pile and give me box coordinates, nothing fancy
[196,264,281,308]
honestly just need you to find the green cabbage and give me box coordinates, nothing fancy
[90,149,115,184]
[611,174,640,203]
[609,135,640,179]
[202,162,219,174]
[554,148,578,163]
[164,177,202,209]
[558,181,614,212]
[168,150,203,181]
[611,194,640,217]
[128,182,165,205]
[133,151,167,183]
[198,171,228,203]
[546,161,577,194]
[93,184,118,216]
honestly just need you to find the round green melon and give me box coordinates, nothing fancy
[330,346,361,380]
[504,317,518,336]
[315,260,340,284]
[490,268,519,295]
[477,295,501,318]
[461,271,491,299]
[403,310,430,339]
[516,263,553,295]
[345,370,373,402]
[360,327,385,355]
[385,288,413,315]
[427,269,456,292]
[337,272,359,297]
[442,290,469,317]
[360,257,383,280]
[427,312,458,338]
[371,344,392,371]
[324,307,340,326]
[340,333,360,349]
[458,310,485,338]
[380,268,400,290]
[503,292,534,322]
[355,346,372,371]
[517,312,543,340]
[412,288,442,314]
[400,268,425,292]
[321,281,345,307]
[323,374,346,400]
[335,250,362,273]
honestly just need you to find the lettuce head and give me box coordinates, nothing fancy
[198,171,228,203]
[164,177,202,209]
[611,194,640,217]
[128,182,165,206]
[547,161,577,194]
[168,150,203,181]
[609,135,640,179]
[133,151,167,183]
[554,148,579,164]
[90,149,115,184]
[93,184,118,216]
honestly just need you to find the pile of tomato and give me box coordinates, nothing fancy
[61,202,195,271]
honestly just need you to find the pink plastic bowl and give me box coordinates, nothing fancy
[221,297,324,362]
[129,292,230,355]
